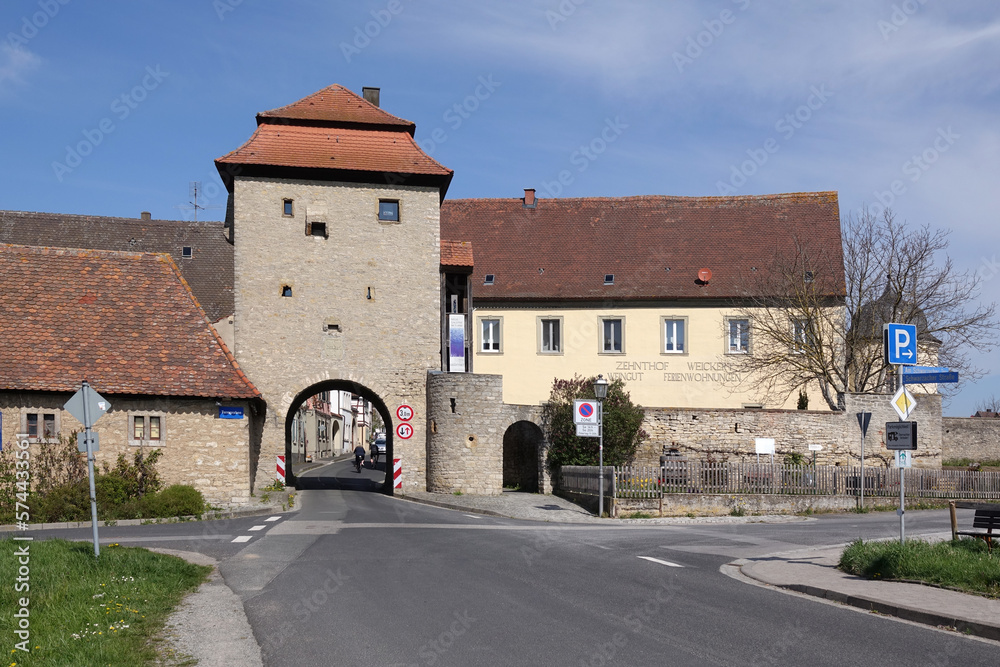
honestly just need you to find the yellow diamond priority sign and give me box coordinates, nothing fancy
[891,385,917,420]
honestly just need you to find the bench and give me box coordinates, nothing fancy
[949,501,1000,552]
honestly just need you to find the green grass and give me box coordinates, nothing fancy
[622,511,654,519]
[839,538,1000,598]
[0,538,211,666]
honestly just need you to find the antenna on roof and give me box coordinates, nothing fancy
[176,182,222,221]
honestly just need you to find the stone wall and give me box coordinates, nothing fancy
[635,392,942,469]
[1,392,262,507]
[942,417,1000,463]
[231,176,443,493]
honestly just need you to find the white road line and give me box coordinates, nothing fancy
[265,516,281,522]
[232,536,253,543]
[248,525,267,531]
[464,515,481,519]
[638,556,683,567]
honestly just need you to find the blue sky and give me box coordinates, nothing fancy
[2,0,998,416]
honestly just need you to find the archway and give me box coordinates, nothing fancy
[502,420,543,493]
[283,380,394,494]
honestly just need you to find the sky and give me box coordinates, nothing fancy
[2,0,998,417]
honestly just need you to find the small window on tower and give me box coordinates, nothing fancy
[283,199,294,216]
[310,222,327,237]
[281,285,293,297]
[378,200,399,222]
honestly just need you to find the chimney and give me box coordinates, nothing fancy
[140,211,151,221]
[362,87,380,108]
[523,188,536,209]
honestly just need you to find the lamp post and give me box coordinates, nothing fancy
[594,374,609,518]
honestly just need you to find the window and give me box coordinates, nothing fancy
[281,285,293,297]
[22,411,58,442]
[793,319,815,353]
[480,318,502,353]
[130,414,164,446]
[662,318,686,354]
[728,319,750,354]
[309,221,327,237]
[378,200,399,222]
[283,199,294,216]
[539,317,562,354]
[604,274,615,285]
[804,270,815,283]
[601,318,624,353]
[182,246,193,259]
[483,274,495,286]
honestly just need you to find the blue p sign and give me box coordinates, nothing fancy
[884,323,917,365]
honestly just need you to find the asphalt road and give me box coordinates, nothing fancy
[30,461,1000,666]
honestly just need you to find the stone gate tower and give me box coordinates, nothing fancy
[216,85,453,492]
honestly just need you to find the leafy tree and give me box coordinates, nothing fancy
[730,207,997,410]
[544,375,647,469]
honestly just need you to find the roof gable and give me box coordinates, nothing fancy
[0,244,258,399]
[256,84,415,133]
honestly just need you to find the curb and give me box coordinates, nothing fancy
[396,494,512,519]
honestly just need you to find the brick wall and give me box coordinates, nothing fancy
[942,417,1000,462]
[231,176,442,493]
[1,392,260,507]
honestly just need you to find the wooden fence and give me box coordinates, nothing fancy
[612,462,1000,500]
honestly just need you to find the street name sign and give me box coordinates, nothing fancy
[808,444,823,451]
[885,421,917,450]
[902,366,959,384]
[890,385,917,420]
[573,400,598,425]
[883,323,917,366]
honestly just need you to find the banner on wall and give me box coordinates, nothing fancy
[449,314,466,372]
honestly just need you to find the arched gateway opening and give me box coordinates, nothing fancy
[503,420,543,493]
[284,380,394,494]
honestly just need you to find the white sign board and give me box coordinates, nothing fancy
[573,400,598,425]
[808,444,823,451]
[895,450,912,468]
[576,424,599,438]
[754,438,775,455]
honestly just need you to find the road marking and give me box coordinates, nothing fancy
[232,536,253,543]
[265,516,281,522]
[464,514,481,519]
[248,525,267,531]
[638,556,683,567]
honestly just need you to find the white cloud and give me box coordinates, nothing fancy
[0,43,41,96]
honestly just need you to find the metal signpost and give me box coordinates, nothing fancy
[886,421,917,544]
[64,380,111,558]
[855,412,871,509]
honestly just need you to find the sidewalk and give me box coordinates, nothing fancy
[403,490,1000,643]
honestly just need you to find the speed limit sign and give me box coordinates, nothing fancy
[396,423,413,439]
[396,405,414,421]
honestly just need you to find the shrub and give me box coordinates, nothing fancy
[35,481,91,523]
[141,485,207,518]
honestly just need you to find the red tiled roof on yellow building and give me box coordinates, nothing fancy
[0,244,259,399]
[441,191,844,301]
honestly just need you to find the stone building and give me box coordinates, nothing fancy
[0,244,262,507]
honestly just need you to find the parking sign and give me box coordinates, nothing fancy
[883,323,917,366]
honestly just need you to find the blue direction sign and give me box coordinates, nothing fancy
[902,367,959,384]
[883,323,917,365]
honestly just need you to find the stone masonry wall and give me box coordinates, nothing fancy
[232,176,442,493]
[1,392,258,507]
[942,417,1000,463]
[635,392,942,469]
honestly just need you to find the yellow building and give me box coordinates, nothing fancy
[441,190,845,409]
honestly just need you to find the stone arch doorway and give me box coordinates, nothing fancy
[284,380,394,494]
[503,421,543,493]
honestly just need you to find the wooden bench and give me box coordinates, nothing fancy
[949,501,1000,552]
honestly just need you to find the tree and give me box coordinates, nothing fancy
[729,207,997,411]
[544,376,647,469]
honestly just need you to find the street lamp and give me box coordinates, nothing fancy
[594,374,609,517]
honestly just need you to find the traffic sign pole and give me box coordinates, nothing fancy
[82,381,100,558]
[899,464,906,545]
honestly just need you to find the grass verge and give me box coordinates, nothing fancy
[839,538,1000,598]
[0,538,211,666]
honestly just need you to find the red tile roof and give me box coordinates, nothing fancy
[441,240,474,268]
[0,244,259,399]
[441,192,844,301]
[257,84,415,132]
[216,124,451,176]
